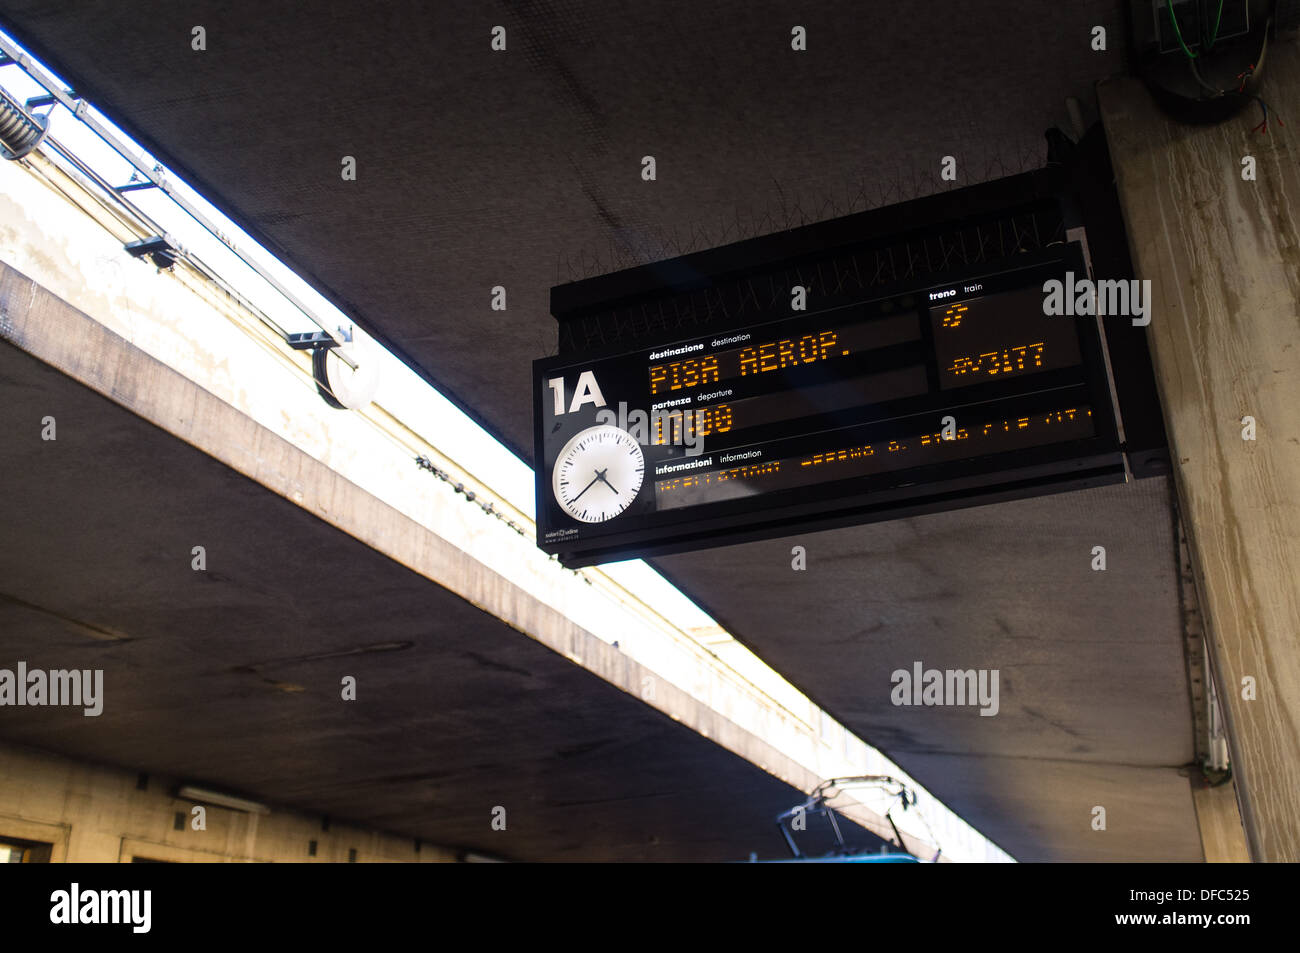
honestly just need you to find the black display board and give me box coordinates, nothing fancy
[534,240,1126,567]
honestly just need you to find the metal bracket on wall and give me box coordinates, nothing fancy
[123,235,177,270]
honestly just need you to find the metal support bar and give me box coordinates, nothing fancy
[0,32,358,369]
[40,132,294,344]
[41,135,170,240]
[287,330,341,351]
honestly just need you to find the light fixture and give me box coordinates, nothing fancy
[290,326,380,410]
[176,785,271,815]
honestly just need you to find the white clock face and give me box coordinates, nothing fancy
[552,425,645,523]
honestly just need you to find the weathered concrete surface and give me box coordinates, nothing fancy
[0,742,461,862]
[1100,48,1300,861]
[1191,779,1251,864]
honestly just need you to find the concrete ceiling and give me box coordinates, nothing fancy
[0,336,878,861]
[0,1,1206,860]
[659,479,1201,861]
[1,0,1130,459]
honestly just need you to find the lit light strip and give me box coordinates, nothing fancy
[0,31,356,364]
[176,785,270,815]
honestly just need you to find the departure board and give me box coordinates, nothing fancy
[534,244,1124,567]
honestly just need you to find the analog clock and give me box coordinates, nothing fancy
[552,425,645,523]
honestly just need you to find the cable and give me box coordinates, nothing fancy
[1171,2,1271,107]
[1187,56,1224,96]
[1168,0,1226,60]
[907,799,946,862]
[1167,0,1200,59]
[1205,0,1226,50]
[808,775,943,859]
[414,455,532,539]
[1250,97,1283,134]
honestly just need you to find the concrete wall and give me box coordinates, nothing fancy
[1100,42,1300,861]
[0,742,458,863]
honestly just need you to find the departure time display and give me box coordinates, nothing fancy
[534,244,1124,567]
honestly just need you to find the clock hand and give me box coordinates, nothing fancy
[568,472,603,504]
[595,469,619,495]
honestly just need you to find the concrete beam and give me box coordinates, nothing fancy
[1099,45,1300,861]
[1191,778,1250,863]
[0,258,911,858]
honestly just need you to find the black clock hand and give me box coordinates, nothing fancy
[595,469,618,495]
[568,472,603,504]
